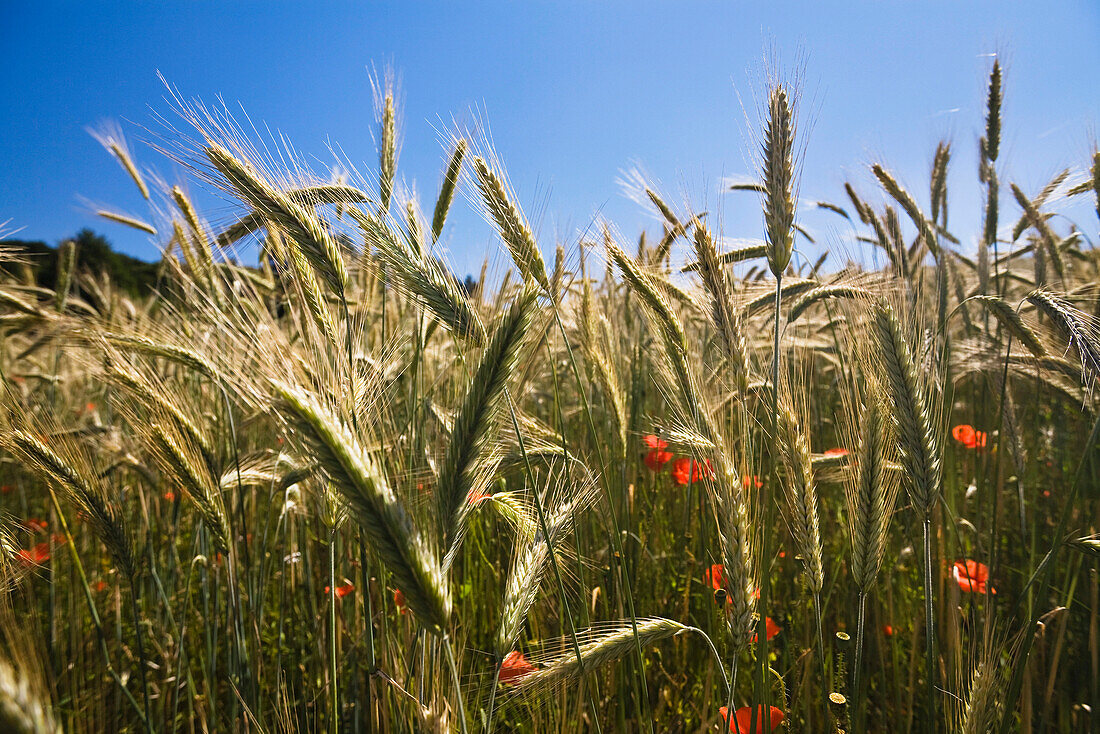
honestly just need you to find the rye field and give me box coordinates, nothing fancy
[1,61,1099,733]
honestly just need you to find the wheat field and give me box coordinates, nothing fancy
[1,61,1098,733]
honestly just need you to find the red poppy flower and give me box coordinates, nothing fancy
[750,617,781,644]
[394,588,408,615]
[951,425,987,449]
[324,583,355,599]
[0,485,14,495]
[51,534,66,546]
[644,434,669,449]
[823,448,849,457]
[742,475,763,489]
[952,559,994,594]
[16,542,51,566]
[85,402,96,413]
[671,457,713,485]
[163,490,176,502]
[468,491,492,505]
[719,705,785,733]
[94,580,108,592]
[882,624,894,637]
[705,564,725,591]
[644,448,674,471]
[499,651,536,684]
[952,424,976,444]
[23,518,47,533]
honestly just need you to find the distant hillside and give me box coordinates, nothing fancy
[0,229,160,297]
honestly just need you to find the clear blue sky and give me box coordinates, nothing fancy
[1,2,1097,276]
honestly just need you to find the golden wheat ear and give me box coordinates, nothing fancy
[471,155,549,292]
[0,657,62,734]
[507,618,691,696]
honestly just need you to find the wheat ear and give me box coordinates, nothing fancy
[362,213,486,345]
[510,618,690,695]
[6,432,134,577]
[693,225,750,391]
[274,382,451,633]
[0,659,61,734]
[871,164,939,259]
[149,422,231,554]
[472,156,549,292]
[96,210,157,236]
[776,396,824,594]
[870,301,941,516]
[1025,289,1100,384]
[496,479,594,655]
[432,138,468,242]
[438,289,537,563]
[969,296,1047,358]
[762,85,796,276]
[205,143,349,297]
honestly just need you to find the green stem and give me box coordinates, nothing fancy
[922,516,937,733]
[853,591,868,734]
[443,635,469,734]
[329,531,339,733]
[998,407,1100,733]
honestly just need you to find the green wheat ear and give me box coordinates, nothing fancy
[762,85,796,277]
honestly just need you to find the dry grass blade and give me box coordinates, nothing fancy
[786,284,873,323]
[681,242,766,273]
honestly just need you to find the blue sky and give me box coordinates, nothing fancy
[1,2,1097,276]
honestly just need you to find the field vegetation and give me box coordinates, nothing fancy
[1,62,1099,733]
